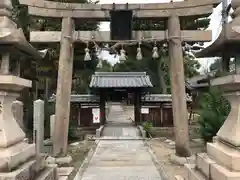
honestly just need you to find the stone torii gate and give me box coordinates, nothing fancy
[19,0,219,157]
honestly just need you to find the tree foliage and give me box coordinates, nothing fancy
[197,88,230,143]
[113,54,200,93]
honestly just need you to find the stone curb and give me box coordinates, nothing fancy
[138,125,147,138]
[92,137,150,140]
[145,141,169,180]
[73,140,99,180]
[96,125,104,138]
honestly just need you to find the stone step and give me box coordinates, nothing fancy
[185,164,206,180]
[0,160,37,179]
[196,153,216,178]
[57,167,74,180]
[36,165,57,180]
[58,177,68,180]
[175,175,185,180]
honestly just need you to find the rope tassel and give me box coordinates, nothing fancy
[152,44,159,59]
[97,58,103,68]
[119,45,127,62]
[84,43,91,61]
[136,42,142,60]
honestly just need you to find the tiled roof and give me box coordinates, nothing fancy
[89,72,153,88]
[142,94,192,102]
[49,94,100,103]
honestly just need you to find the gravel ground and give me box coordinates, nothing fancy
[148,138,205,180]
[67,140,97,180]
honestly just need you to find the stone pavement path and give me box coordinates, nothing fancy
[102,104,139,138]
[78,104,162,180]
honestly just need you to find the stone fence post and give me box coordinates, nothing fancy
[33,99,45,154]
[50,114,55,140]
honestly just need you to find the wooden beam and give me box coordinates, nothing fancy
[30,30,212,43]
[20,0,220,18]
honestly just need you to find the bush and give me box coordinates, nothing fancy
[197,88,230,143]
[142,121,153,137]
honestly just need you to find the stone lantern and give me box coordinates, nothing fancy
[185,0,240,179]
[0,0,56,179]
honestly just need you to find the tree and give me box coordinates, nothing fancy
[198,88,230,143]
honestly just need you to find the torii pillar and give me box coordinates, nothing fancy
[53,17,74,157]
[168,14,191,157]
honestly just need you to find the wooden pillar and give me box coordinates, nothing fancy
[222,52,230,72]
[53,17,74,157]
[236,56,240,74]
[134,91,141,124]
[100,90,106,125]
[160,104,163,125]
[168,15,190,157]
[77,104,81,126]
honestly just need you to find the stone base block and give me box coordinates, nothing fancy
[207,141,240,171]
[211,163,240,180]
[46,155,72,166]
[175,175,185,180]
[36,164,57,180]
[186,153,240,180]
[57,167,74,177]
[0,161,7,172]
[185,164,207,180]
[0,142,35,171]
[196,153,216,178]
[55,156,72,166]
[58,177,67,180]
[57,167,74,180]
[0,160,37,180]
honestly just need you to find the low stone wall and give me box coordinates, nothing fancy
[151,127,174,138]
[151,125,201,139]
[72,127,98,140]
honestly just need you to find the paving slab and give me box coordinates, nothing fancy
[80,140,161,180]
[76,104,162,180]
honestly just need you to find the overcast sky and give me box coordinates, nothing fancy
[98,0,227,73]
